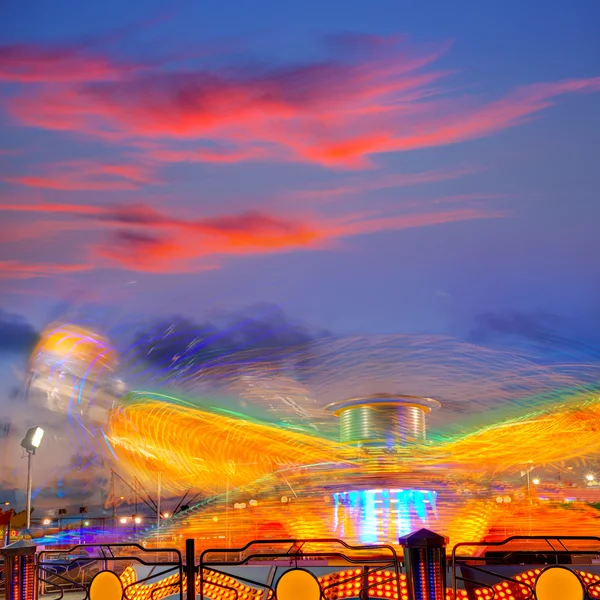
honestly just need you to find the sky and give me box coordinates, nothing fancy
[1,0,600,337]
[0,1,600,509]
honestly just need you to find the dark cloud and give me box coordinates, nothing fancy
[0,309,39,354]
[114,229,164,246]
[468,310,566,344]
[125,303,330,376]
[468,310,600,360]
[34,476,98,506]
[323,32,405,58]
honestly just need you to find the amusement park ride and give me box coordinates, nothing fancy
[23,323,600,554]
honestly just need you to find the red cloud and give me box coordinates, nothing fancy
[5,160,158,191]
[0,200,503,274]
[0,202,104,215]
[5,38,449,167]
[5,35,599,168]
[0,260,92,279]
[285,166,483,202]
[99,206,503,273]
[147,146,270,164]
[0,44,138,82]
[385,78,600,153]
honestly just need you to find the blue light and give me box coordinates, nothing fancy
[396,490,412,537]
[333,492,339,534]
[414,490,427,522]
[333,488,438,543]
[362,489,378,543]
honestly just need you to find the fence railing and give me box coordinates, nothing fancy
[3,533,600,599]
[198,537,402,600]
[451,535,600,600]
[37,542,183,600]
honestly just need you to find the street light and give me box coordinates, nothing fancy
[20,426,44,530]
[586,474,595,482]
[532,478,540,485]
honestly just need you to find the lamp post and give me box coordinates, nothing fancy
[20,427,44,531]
[156,471,162,544]
[58,508,67,531]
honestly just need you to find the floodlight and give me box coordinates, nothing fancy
[586,474,595,482]
[21,426,44,530]
[20,427,44,453]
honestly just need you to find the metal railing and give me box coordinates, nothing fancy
[451,535,600,600]
[37,542,183,600]
[198,537,402,600]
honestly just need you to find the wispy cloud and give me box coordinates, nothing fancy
[5,160,158,191]
[94,206,501,273]
[0,200,503,274]
[0,260,92,279]
[5,35,599,169]
[284,166,483,202]
[0,43,139,83]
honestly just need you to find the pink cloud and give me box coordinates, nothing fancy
[5,38,448,167]
[0,260,92,279]
[384,78,600,153]
[0,200,503,274]
[147,145,270,164]
[4,160,158,191]
[4,34,598,169]
[0,44,139,82]
[285,166,483,202]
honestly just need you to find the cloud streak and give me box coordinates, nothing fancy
[0,261,92,279]
[4,35,599,169]
[0,43,139,83]
[0,31,592,280]
[5,160,158,191]
[0,200,503,274]
[284,166,483,202]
